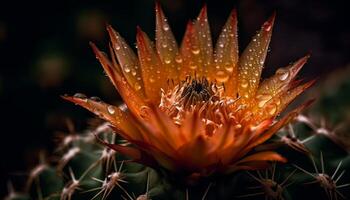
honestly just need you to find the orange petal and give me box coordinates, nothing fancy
[276,79,316,114]
[237,13,275,99]
[155,2,180,82]
[107,25,144,94]
[214,9,239,90]
[180,6,213,79]
[257,54,310,96]
[235,151,286,165]
[179,110,206,144]
[62,95,142,141]
[177,135,218,170]
[148,105,182,148]
[225,161,270,173]
[245,99,315,151]
[136,27,167,103]
[97,137,158,167]
[90,43,146,117]
[90,42,117,87]
[226,151,286,173]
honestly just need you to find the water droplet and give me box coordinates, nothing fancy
[219,43,224,48]
[189,64,197,70]
[107,105,115,115]
[215,71,229,82]
[256,94,272,108]
[90,96,101,102]
[162,43,168,48]
[164,58,171,64]
[163,24,170,31]
[241,80,248,88]
[175,55,183,63]
[74,93,87,99]
[115,44,121,50]
[124,66,131,73]
[225,64,234,73]
[149,77,155,83]
[276,68,289,81]
[191,47,200,55]
[131,69,137,76]
[134,83,142,91]
[266,104,277,115]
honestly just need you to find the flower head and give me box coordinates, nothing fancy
[64,4,314,176]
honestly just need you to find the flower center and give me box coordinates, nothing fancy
[180,77,216,106]
[159,76,226,126]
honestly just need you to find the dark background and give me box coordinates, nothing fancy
[0,0,349,197]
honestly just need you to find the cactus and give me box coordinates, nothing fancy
[5,3,350,200]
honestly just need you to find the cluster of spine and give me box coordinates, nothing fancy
[5,107,350,200]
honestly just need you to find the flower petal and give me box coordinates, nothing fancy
[245,99,315,151]
[226,151,286,173]
[155,2,180,82]
[107,25,144,94]
[90,43,146,117]
[237,13,275,99]
[214,10,239,90]
[257,54,310,96]
[137,27,167,103]
[180,6,213,79]
[62,95,142,140]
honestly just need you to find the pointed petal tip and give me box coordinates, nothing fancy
[155,1,162,12]
[136,25,143,34]
[263,11,276,32]
[136,26,146,45]
[231,8,237,18]
[106,24,113,32]
[198,4,208,19]
[289,54,311,75]
[89,41,98,52]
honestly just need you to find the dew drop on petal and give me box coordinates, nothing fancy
[256,94,272,108]
[90,96,101,102]
[189,64,197,70]
[276,68,290,81]
[163,24,170,31]
[191,47,200,55]
[266,104,277,115]
[124,66,131,73]
[134,82,142,91]
[225,64,234,73]
[164,58,172,64]
[107,105,115,115]
[149,77,155,83]
[215,71,229,82]
[74,93,87,100]
[175,55,183,63]
[131,69,137,76]
[241,80,249,88]
[162,43,168,48]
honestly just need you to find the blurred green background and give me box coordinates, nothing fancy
[0,0,349,197]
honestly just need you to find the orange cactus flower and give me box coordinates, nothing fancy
[63,4,314,176]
